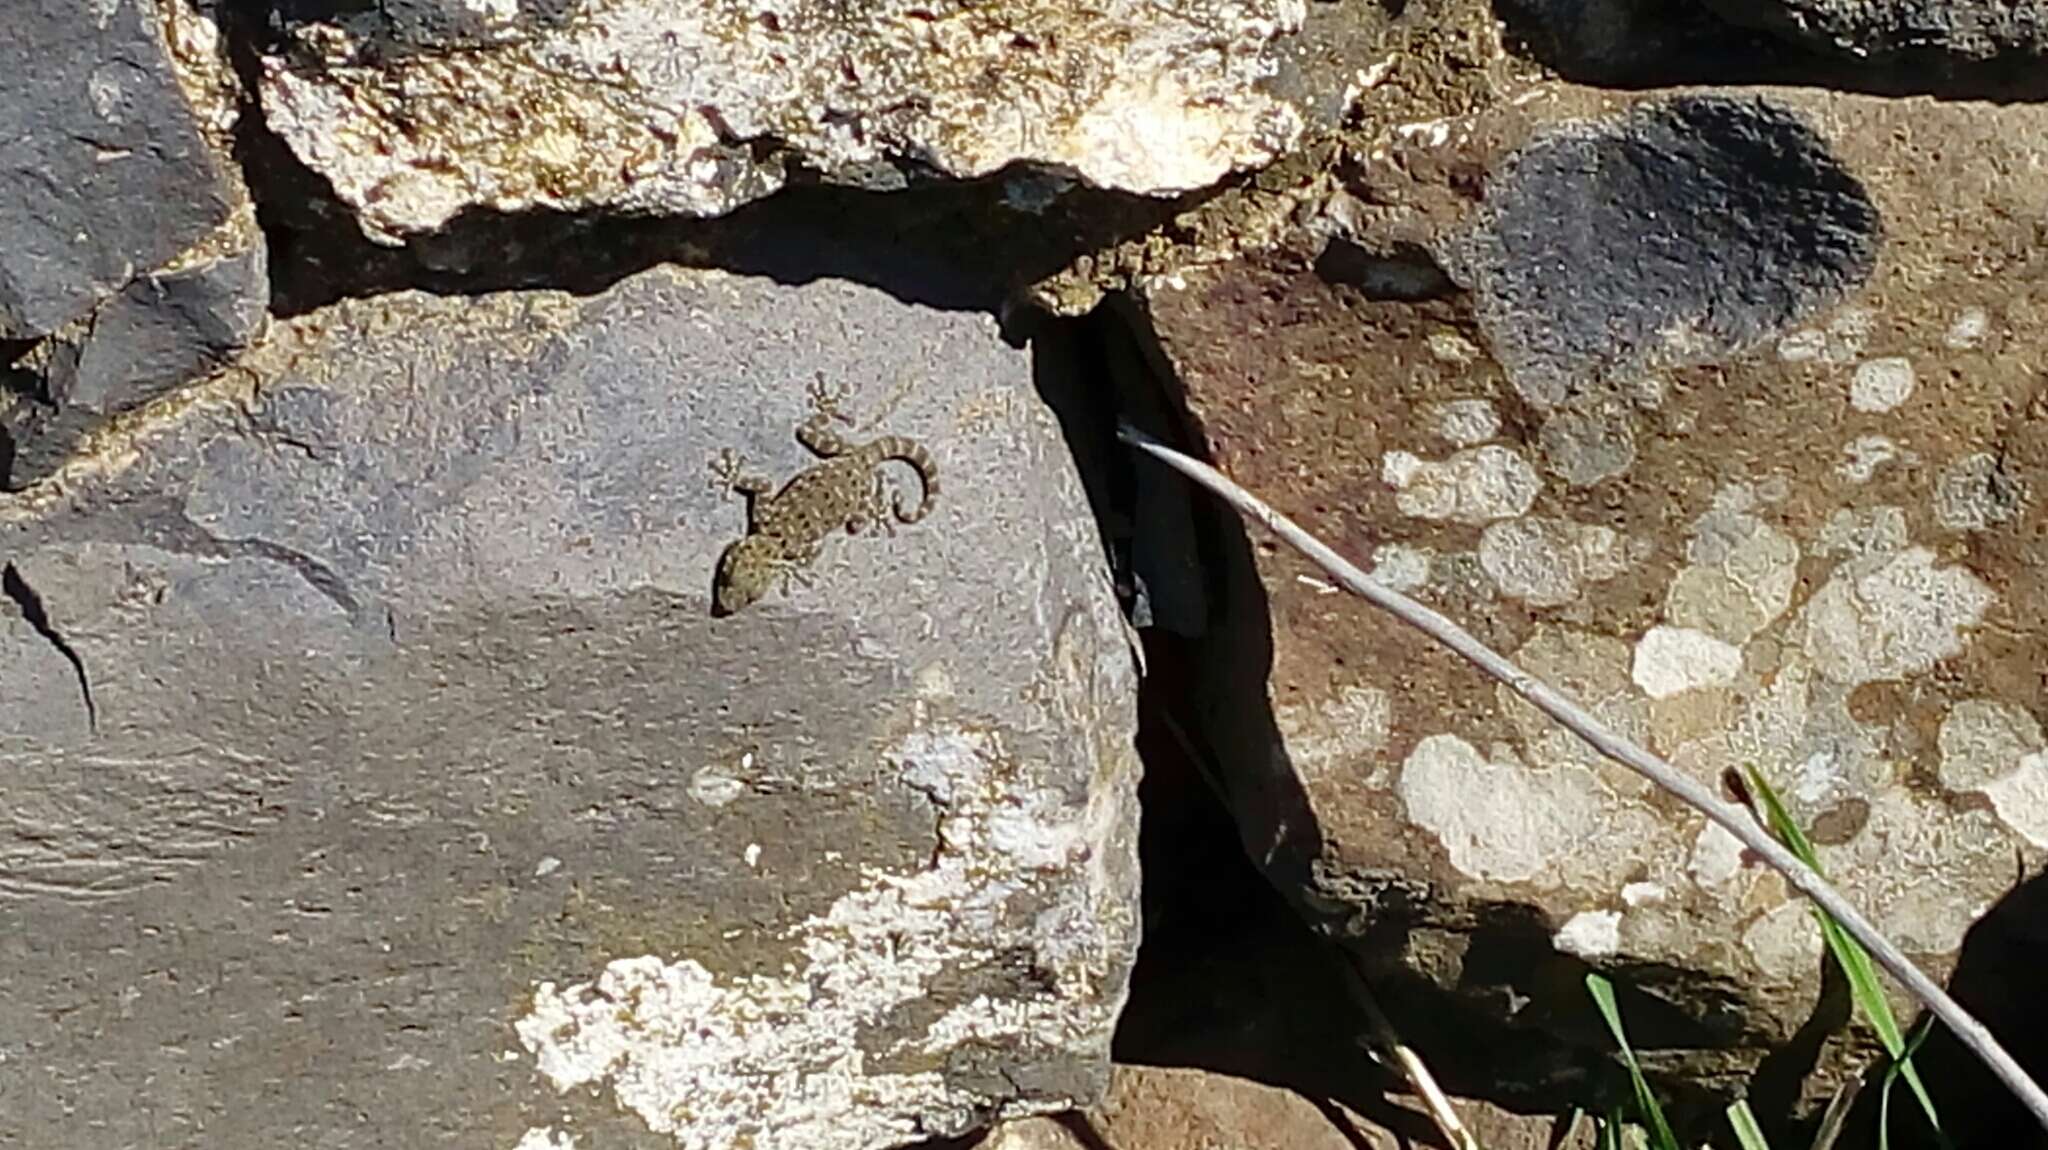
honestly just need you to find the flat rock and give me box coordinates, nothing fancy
[1133,85,2048,1092]
[0,268,1140,1149]
[259,0,1309,242]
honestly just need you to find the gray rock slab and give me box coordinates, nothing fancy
[0,268,1140,1149]
[0,0,237,341]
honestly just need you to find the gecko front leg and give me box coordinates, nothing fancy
[799,374,858,459]
[709,448,775,526]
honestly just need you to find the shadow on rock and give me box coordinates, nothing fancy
[1841,866,2048,1150]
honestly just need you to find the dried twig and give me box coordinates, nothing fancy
[1155,706,1481,1149]
[1119,422,2048,1132]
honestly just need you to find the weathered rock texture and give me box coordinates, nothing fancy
[2,0,267,488]
[1706,0,2048,62]
[259,0,1308,242]
[1132,83,2048,1096]
[0,268,1140,1149]
[982,1065,1595,1150]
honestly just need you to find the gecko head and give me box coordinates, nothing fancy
[712,537,778,617]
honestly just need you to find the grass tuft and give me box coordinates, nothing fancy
[1587,972,1681,1150]
[1741,766,1947,1146]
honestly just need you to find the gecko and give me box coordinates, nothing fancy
[709,390,938,616]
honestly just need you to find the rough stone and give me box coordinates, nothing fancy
[980,1065,1593,1150]
[2,0,268,489]
[258,0,1309,242]
[0,0,242,340]
[0,268,1140,1149]
[4,207,268,488]
[1130,83,2048,1097]
[1705,0,2048,65]
[1440,93,1879,410]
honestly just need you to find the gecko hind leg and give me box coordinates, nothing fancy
[864,474,899,537]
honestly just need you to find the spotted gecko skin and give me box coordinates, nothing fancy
[711,414,938,615]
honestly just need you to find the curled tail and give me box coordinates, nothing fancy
[872,437,938,523]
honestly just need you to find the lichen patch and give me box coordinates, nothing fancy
[1663,507,1799,646]
[1944,307,1989,349]
[1537,406,1636,487]
[1554,909,1623,958]
[1277,685,1392,785]
[1934,452,2027,532]
[1838,435,1902,483]
[1631,626,1744,699]
[1381,445,1540,523]
[1477,517,1627,606]
[1939,699,2048,848]
[1742,900,1822,981]
[1849,357,1915,413]
[1799,547,1994,687]
[1398,733,1658,890]
[514,724,1122,1150]
[1369,543,1433,592]
[1429,399,1501,448]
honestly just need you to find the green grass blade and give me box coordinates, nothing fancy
[1600,1109,1624,1150]
[1880,1019,1950,1150]
[1726,1099,1772,1150]
[1586,973,1681,1150]
[1743,766,1944,1138]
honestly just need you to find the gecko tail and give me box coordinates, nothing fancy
[877,437,938,523]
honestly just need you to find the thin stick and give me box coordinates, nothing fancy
[1157,706,1481,1149]
[1340,954,1482,1150]
[1119,422,2048,1132]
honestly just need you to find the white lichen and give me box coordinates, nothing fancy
[1934,452,2026,532]
[515,724,1125,1150]
[1477,518,1626,607]
[1814,506,1908,558]
[1553,909,1623,958]
[1537,407,1636,487]
[1631,626,1744,699]
[1398,733,1658,889]
[1742,899,1823,981]
[1799,548,1994,687]
[1381,445,1540,524]
[1945,306,1989,349]
[1939,699,2048,848]
[1276,685,1392,785]
[1429,399,1500,448]
[1663,507,1799,646]
[1849,357,1915,413]
[1368,543,1432,592]
[1838,435,1901,483]
[1775,307,1872,366]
